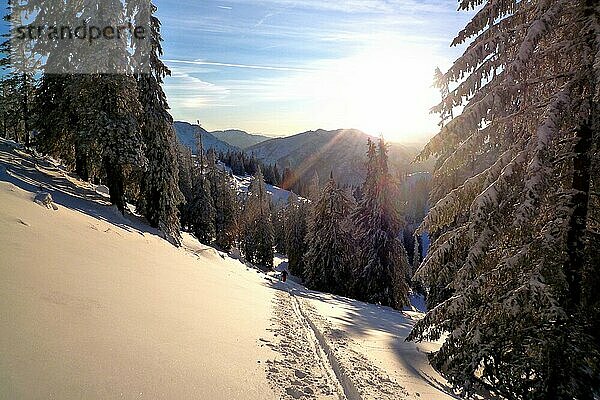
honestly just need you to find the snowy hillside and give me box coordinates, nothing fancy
[174,121,239,154]
[0,139,459,399]
[231,173,301,205]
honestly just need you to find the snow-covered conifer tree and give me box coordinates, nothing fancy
[409,1,600,397]
[242,167,274,268]
[304,173,353,295]
[351,138,410,309]
[189,147,215,244]
[206,151,239,251]
[133,0,183,245]
[284,194,309,278]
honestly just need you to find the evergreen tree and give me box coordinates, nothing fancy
[408,1,600,398]
[308,171,320,201]
[351,138,409,309]
[189,173,215,244]
[1,1,36,144]
[176,143,195,230]
[272,205,287,254]
[189,132,215,244]
[27,0,146,212]
[242,167,274,268]
[207,150,239,251]
[304,173,353,295]
[133,0,183,245]
[284,194,309,278]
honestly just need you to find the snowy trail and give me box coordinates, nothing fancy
[263,287,342,400]
[287,289,348,400]
[290,287,458,400]
[288,289,359,400]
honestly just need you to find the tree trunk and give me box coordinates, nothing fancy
[565,121,592,309]
[104,158,126,214]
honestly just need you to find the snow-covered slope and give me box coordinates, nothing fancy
[0,139,458,399]
[211,129,270,150]
[0,142,276,399]
[231,174,300,205]
[174,121,239,154]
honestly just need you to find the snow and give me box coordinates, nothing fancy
[0,140,457,399]
[232,174,301,205]
[0,142,276,399]
[270,259,458,400]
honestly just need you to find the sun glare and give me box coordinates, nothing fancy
[290,38,444,142]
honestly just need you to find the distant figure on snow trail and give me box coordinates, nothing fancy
[281,270,288,283]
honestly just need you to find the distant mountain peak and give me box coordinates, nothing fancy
[210,129,270,150]
[174,121,238,154]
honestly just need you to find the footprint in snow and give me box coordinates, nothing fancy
[17,219,30,226]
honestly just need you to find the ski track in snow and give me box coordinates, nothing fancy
[264,289,341,400]
[265,284,409,400]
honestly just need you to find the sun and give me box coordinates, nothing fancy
[288,37,445,142]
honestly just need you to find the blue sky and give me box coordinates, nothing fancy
[1,0,474,143]
[156,0,474,142]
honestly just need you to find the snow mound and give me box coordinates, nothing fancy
[34,191,58,210]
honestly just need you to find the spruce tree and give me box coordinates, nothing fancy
[1,1,36,144]
[408,1,600,398]
[207,150,239,251]
[308,171,320,201]
[351,138,410,309]
[133,0,183,245]
[189,139,215,244]
[304,173,353,295]
[272,205,287,254]
[242,167,274,268]
[284,194,309,278]
[176,143,195,230]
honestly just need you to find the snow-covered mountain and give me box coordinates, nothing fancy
[174,121,239,154]
[210,129,270,150]
[246,128,426,186]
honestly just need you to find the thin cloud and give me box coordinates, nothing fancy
[164,59,316,73]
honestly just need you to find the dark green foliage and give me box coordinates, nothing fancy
[0,7,36,144]
[189,167,216,244]
[74,73,146,213]
[207,151,239,251]
[272,205,287,254]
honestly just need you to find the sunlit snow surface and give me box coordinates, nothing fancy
[0,138,459,399]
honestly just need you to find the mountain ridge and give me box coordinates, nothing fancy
[210,129,270,149]
[246,128,428,186]
[174,121,239,154]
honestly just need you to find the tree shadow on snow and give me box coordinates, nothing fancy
[0,143,160,238]
[263,277,464,399]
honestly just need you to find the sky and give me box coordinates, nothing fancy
[1,0,474,143]
[156,0,474,143]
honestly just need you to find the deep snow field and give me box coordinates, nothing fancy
[0,139,457,399]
